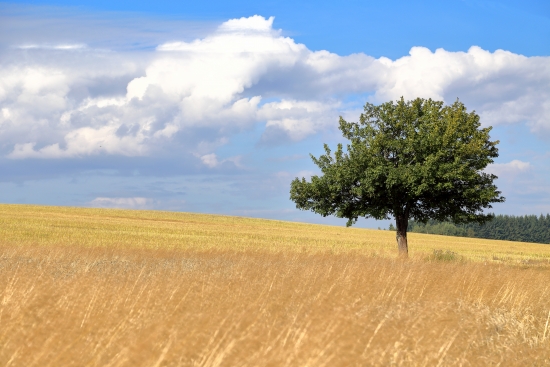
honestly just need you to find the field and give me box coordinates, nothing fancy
[1,204,550,366]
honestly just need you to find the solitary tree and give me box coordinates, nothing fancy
[290,98,504,257]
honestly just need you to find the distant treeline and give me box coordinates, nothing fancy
[405,214,550,244]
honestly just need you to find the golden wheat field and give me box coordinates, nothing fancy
[1,204,550,366]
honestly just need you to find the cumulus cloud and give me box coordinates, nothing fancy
[0,15,549,161]
[199,153,243,169]
[259,99,340,144]
[200,153,220,168]
[486,159,532,177]
[374,46,550,132]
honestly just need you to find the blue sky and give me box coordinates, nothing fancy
[1,0,549,228]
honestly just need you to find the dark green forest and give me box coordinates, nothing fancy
[404,214,550,244]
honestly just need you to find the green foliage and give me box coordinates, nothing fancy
[408,220,471,237]
[410,214,550,244]
[289,97,504,231]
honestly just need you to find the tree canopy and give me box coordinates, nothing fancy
[289,97,505,256]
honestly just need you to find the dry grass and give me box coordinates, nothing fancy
[1,204,550,366]
[2,204,550,263]
[1,246,550,366]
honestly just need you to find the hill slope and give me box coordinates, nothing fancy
[1,204,550,366]
[1,204,550,263]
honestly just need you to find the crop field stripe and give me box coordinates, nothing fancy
[1,204,550,263]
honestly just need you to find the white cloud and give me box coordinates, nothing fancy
[259,99,340,142]
[17,43,87,50]
[1,15,549,161]
[486,159,532,177]
[89,197,154,209]
[217,15,277,34]
[199,153,243,169]
[372,46,550,132]
[200,153,220,168]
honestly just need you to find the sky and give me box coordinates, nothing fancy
[1,0,549,228]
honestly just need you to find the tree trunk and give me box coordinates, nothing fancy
[395,214,408,258]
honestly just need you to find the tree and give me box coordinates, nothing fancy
[289,97,504,257]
